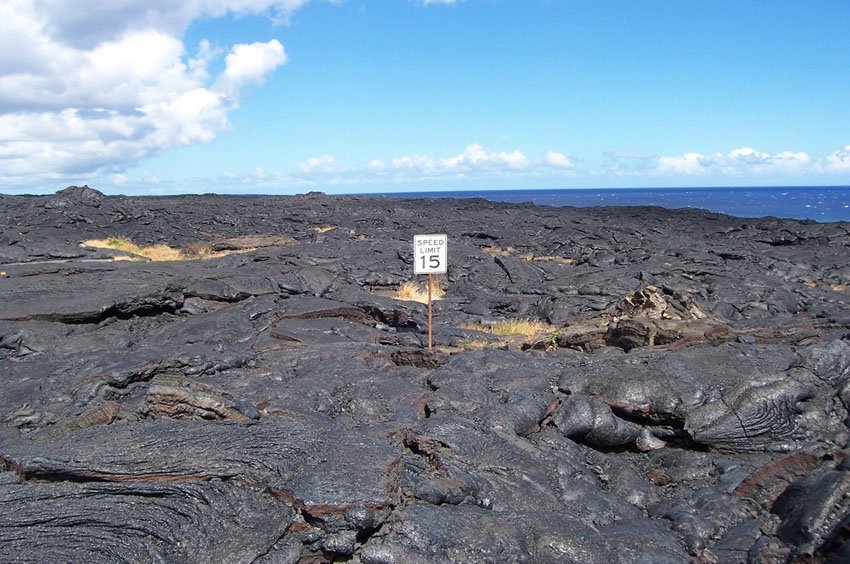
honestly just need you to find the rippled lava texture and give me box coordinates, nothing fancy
[2,186,850,563]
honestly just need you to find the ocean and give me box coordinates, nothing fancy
[372,186,850,223]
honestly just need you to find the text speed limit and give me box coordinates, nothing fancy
[413,234,448,274]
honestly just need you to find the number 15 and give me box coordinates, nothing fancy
[420,255,440,269]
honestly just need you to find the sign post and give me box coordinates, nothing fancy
[413,234,448,350]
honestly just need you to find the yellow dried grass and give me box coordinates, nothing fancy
[461,319,552,337]
[83,237,185,261]
[84,234,276,263]
[394,279,446,304]
[83,237,249,262]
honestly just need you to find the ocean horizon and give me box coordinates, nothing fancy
[366,186,850,223]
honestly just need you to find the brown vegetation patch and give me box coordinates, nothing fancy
[457,319,556,351]
[394,278,445,304]
[83,237,186,261]
[461,318,553,337]
[82,233,296,262]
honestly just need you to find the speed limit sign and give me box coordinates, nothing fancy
[413,234,448,274]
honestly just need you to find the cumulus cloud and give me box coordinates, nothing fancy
[365,144,530,180]
[0,1,298,190]
[292,144,576,185]
[30,0,317,47]
[544,151,575,169]
[657,147,812,177]
[657,152,708,175]
[821,145,850,172]
[214,39,287,97]
[299,154,337,174]
[141,141,850,194]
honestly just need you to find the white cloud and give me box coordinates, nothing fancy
[292,144,575,186]
[214,39,287,97]
[27,0,197,48]
[821,145,850,172]
[0,1,299,190]
[30,1,319,47]
[299,154,337,174]
[657,147,812,177]
[657,152,709,175]
[366,144,531,179]
[118,141,850,194]
[544,150,575,169]
[442,144,528,170]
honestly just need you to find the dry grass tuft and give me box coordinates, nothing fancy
[137,243,184,261]
[182,242,217,258]
[461,319,552,337]
[85,235,273,262]
[83,237,185,261]
[394,279,446,304]
[83,237,198,262]
[394,282,422,301]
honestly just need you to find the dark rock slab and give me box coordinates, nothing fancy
[1,414,401,561]
[276,296,372,320]
[0,476,294,564]
[361,502,689,564]
[555,341,850,452]
[688,356,848,452]
[2,417,399,510]
[271,317,380,344]
[551,394,642,448]
[361,503,597,564]
[0,264,184,323]
[423,349,556,437]
[772,463,850,558]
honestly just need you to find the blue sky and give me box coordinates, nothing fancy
[2,0,849,195]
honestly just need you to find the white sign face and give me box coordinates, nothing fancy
[413,234,448,274]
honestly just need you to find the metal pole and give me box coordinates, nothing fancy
[427,273,433,350]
